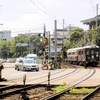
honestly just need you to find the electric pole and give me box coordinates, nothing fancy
[43,24,46,63]
[54,20,57,68]
[96,4,99,45]
[48,31,50,60]
[62,19,65,62]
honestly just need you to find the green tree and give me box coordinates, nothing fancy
[15,34,29,57]
[95,26,100,47]
[68,28,84,47]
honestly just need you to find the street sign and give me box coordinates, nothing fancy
[16,43,28,47]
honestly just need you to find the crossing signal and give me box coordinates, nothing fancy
[43,37,48,45]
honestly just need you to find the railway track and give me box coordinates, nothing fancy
[1,65,78,85]
[0,66,78,99]
[81,85,100,100]
[0,84,56,99]
[0,68,95,99]
[40,68,95,100]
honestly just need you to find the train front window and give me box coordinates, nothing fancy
[86,50,89,55]
[91,50,94,54]
[95,51,99,55]
[95,50,99,57]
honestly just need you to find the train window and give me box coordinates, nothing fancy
[95,51,99,55]
[86,50,89,55]
[88,57,90,60]
[81,51,83,55]
[78,51,81,55]
[69,53,71,55]
[78,51,83,55]
[95,51,99,57]
[91,50,94,54]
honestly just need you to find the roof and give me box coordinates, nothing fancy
[81,15,100,24]
[27,54,37,57]
[67,45,99,52]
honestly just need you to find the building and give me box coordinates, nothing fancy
[81,14,100,29]
[0,30,11,40]
[50,29,69,56]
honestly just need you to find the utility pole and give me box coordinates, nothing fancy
[96,4,99,45]
[43,24,46,63]
[48,31,50,60]
[54,20,57,68]
[62,19,65,62]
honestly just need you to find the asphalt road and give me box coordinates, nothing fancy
[1,63,100,87]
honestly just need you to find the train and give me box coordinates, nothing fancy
[66,45,100,67]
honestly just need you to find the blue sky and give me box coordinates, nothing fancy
[0,0,100,37]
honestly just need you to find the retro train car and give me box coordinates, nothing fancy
[67,45,99,67]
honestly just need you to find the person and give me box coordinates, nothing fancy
[42,58,44,65]
[0,62,4,80]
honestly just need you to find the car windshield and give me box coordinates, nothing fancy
[16,58,25,63]
[24,59,35,64]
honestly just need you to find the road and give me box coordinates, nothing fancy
[1,63,100,87]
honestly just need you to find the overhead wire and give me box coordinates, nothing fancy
[89,0,95,16]
[36,0,63,25]
[30,0,55,19]
[7,27,43,33]
[30,0,63,27]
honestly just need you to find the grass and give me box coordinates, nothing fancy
[52,84,94,94]
[52,85,69,93]
[70,87,94,94]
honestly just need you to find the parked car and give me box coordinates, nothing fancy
[0,58,4,63]
[15,57,25,69]
[6,58,13,63]
[15,58,39,71]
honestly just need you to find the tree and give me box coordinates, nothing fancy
[85,29,95,45]
[85,26,100,47]
[15,34,29,57]
[95,26,100,47]
[68,28,84,47]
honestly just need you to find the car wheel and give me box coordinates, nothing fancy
[16,67,19,71]
[36,69,39,71]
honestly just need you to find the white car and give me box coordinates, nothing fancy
[0,58,4,63]
[6,58,13,63]
[15,58,39,71]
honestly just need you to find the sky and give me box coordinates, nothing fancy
[0,0,100,37]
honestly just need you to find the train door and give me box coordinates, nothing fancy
[85,49,90,61]
[94,49,99,61]
[78,50,84,61]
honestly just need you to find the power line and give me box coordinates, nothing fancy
[30,0,55,19]
[90,0,95,15]
[36,0,62,23]
[6,27,43,33]
[30,0,63,26]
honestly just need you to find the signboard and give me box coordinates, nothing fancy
[16,43,28,47]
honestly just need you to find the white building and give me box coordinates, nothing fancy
[0,30,11,40]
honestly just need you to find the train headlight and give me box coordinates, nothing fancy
[91,55,94,59]
[96,55,99,57]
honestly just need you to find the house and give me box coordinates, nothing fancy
[81,15,100,29]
